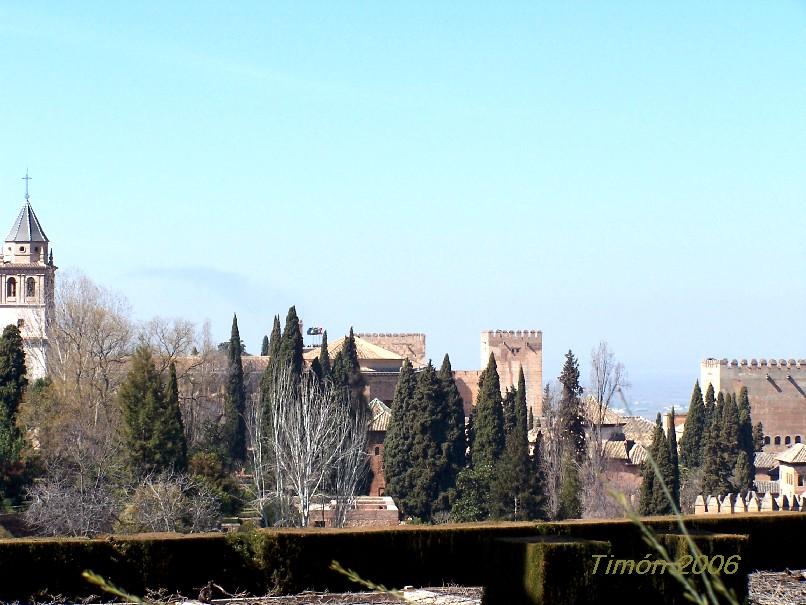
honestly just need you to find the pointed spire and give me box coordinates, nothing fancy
[6,201,48,243]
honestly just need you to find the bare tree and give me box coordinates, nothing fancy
[120,471,220,533]
[331,405,369,527]
[255,366,368,527]
[142,316,197,374]
[582,341,630,518]
[538,382,564,520]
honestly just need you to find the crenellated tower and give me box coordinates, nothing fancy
[0,180,56,379]
[481,329,543,421]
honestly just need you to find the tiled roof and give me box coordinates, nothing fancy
[6,202,47,243]
[755,451,779,470]
[602,439,630,461]
[303,336,405,362]
[621,416,656,447]
[775,443,806,464]
[368,398,391,432]
[582,396,623,426]
[629,442,648,465]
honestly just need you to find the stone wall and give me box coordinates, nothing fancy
[701,358,806,452]
[481,330,543,420]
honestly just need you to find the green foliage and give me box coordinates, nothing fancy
[449,464,492,521]
[733,451,753,496]
[436,354,466,513]
[260,335,269,356]
[667,407,680,508]
[752,422,765,452]
[0,324,27,425]
[639,413,679,515]
[330,328,367,416]
[679,381,705,469]
[383,359,417,514]
[120,345,188,476]
[223,314,247,465]
[164,363,188,472]
[556,350,584,519]
[471,353,504,468]
[736,386,755,483]
[277,306,304,379]
[188,450,243,515]
[502,387,516,436]
[318,330,331,379]
[0,325,28,506]
[557,448,582,520]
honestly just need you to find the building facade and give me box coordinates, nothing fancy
[701,358,806,453]
[0,196,55,379]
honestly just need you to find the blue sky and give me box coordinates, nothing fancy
[0,2,804,412]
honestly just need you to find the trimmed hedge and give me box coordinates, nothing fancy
[0,514,801,602]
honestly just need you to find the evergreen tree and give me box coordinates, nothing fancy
[277,306,304,379]
[310,357,323,381]
[733,451,753,495]
[753,422,765,452]
[318,330,331,379]
[0,325,27,425]
[502,387,516,436]
[384,359,417,513]
[701,396,730,497]
[0,325,27,505]
[679,381,705,469]
[259,315,282,422]
[736,386,756,484]
[705,383,716,407]
[639,414,674,515]
[223,314,247,464]
[450,465,492,522]
[120,345,174,475]
[436,354,466,511]
[528,408,535,431]
[330,328,367,416]
[492,367,539,519]
[405,363,443,519]
[556,350,584,519]
[471,353,505,467]
[720,393,740,492]
[667,408,680,509]
[162,362,188,472]
[260,335,269,356]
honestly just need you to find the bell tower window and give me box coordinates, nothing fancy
[26,277,35,297]
[6,278,16,298]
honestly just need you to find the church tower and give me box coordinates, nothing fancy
[0,176,55,379]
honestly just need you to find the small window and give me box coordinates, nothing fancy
[765,436,771,445]
[797,436,802,444]
[799,476,804,487]
[18,246,24,252]
[775,436,781,445]
[34,247,39,252]
[26,277,35,297]
[6,278,16,298]
[786,436,792,445]
[374,446,380,456]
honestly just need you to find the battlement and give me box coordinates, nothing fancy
[482,329,542,345]
[703,357,806,370]
[358,332,425,338]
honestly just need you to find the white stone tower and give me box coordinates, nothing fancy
[0,179,55,379]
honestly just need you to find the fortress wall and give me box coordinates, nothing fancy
[481,330,543,420]
[453,370,481,417]
[701,358,806,452]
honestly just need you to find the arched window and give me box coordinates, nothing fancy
[26,277,35,297]
[6,278,16,298]
[374,447,380,456]
[786,436,792,445]
[774,436,781,446]
[796,436,802,444]
[764,436,771,445]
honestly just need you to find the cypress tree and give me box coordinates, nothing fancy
[260,335,269,356]
[259,315,282,420]
[753,422,765,452]
[0,325,27,425]
[162,362,188,472]
[667,408,680,509]
[436,354,466,511]
[502,387,516,436]
[705,383,716,407]
[556,350,584,519]
[720,393,740,491]
[528,408,535,431]
[406,363,443,519]
[733,451,753,495]
[471,353,505,468]
[0,325,27,504]
[310,357,323,381]
[736,386,756,483]
[640,414,674,515]
[331,328,367,415]
[223,314,247,464]
[120,345,170,475]
[679,381,705,469]
[515,367,527,435]
[277,306,303,379]
[318,330,331,379]
[384,359,417,513]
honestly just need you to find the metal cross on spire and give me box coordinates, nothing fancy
[22,170,31,201]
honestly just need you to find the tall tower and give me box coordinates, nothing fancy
[480,330,543,421]
[0,183,55,379]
